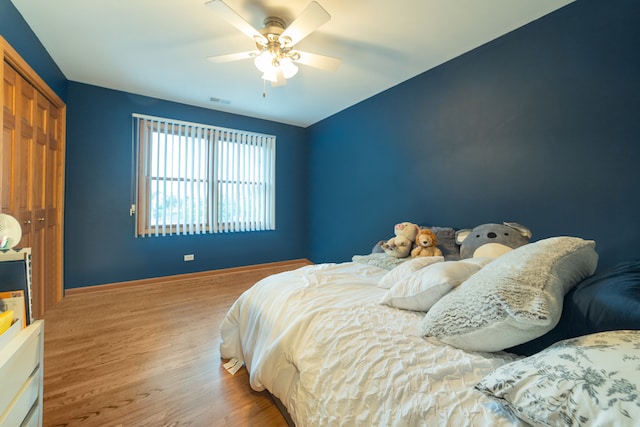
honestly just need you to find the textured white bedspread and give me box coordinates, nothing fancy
[219,262,527,426]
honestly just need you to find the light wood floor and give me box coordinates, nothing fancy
[42,260,311,427]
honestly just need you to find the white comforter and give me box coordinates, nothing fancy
[219,262,527,426]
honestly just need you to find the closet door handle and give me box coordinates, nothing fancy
[24,219,32,224]
[37,217,45,222]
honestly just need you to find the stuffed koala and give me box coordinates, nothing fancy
[411,228,444,257]
[456,222,532,259]
[381,221,420,258]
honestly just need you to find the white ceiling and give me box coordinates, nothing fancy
[11,0,573,127]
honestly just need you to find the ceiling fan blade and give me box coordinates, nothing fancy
[280,1,330,46]
[205,0,267,45]
[293,51,341,72]
[207,51,257,64]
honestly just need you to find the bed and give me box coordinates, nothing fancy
[219,233,640,426]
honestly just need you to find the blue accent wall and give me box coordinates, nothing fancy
[4,0,640,288]
[64,83,308,288]
[0,0,67,101]
[307,0,640,271]
[3,0,308,289]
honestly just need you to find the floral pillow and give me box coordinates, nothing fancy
[476,330,640,427]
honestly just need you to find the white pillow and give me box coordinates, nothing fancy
[476,330,640,427]
[378,256,444,289]
[421,237,598,352]
[380,258,491,311]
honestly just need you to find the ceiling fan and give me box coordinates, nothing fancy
[205,0,341,87]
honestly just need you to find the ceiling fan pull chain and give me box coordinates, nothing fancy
[263,78,267,98]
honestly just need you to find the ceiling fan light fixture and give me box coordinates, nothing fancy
[279,57,299,79]
[207,0,340,88]
[254,51,273,72]
[254,51,298,82]
[261,68,278,83]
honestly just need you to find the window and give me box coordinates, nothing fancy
[132,114,275,237]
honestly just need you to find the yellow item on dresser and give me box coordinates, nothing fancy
[0,310,13,335]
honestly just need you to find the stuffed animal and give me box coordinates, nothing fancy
[411,228,444,257]
[456,222,532,259]
[381,221,420,258]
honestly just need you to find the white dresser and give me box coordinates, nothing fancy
[0,320,44,427]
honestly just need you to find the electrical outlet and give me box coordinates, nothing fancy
[184,254,194,261]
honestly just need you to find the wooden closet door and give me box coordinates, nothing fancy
[18,72,36,241]
[2,37,65,319]
[30,91,48,317]
[45,99,63,308]
[2,62,34,244]
[2,60,64,318]
[1,62,17,217]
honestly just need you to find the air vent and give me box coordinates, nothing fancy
[209,97,231,105]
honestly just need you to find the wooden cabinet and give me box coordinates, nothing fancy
[0,320,44,427]
[1,37,65,318]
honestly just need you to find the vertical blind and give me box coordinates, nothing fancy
[132,114,276,237]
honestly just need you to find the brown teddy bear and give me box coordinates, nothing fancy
[411,228,443,257]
